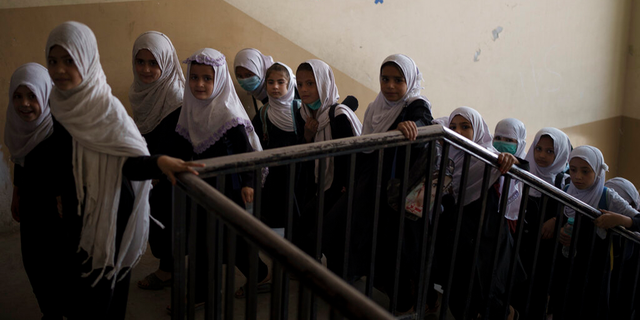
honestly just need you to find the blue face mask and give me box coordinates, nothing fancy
[306,99,322,110]
[238,75,261,92]
[493,140,518,155]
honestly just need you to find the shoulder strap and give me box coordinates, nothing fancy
[599,187,609,210]
[554,173,564,189]
[259,103,269,139]
[252,96,259,116]
[291,100,301,136]
[328,104,338,140]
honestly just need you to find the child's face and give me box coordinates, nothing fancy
[135,49,162,84]
[266,71,288,99]
[235,66,256,80]
[449,115,474,140]
[494,136,517,143]
[189,64,215,100]
[534,135,556,168]
[296,70,320,105]
[569,158,596,190]
[380,64,407,102]
[12,85,41,122]
[47,45,83,91]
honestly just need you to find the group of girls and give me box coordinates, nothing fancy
[5,20,640,320]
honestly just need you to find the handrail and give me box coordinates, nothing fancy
[189,124,640,244]
[174,172,396,320]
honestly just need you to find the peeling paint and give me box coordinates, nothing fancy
[492,26,503,41]
[474,49,481,62]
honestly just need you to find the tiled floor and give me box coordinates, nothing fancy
[0,230,451,319]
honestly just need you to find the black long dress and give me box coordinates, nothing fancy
[189,125,264,301]
[143,107,193,273]
[13,119,69,319]
[251,103,300,228]
[55,117,165,320]
[321,99,433,307]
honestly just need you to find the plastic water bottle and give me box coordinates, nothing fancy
[562,217,576,258]
[245,202,253,215]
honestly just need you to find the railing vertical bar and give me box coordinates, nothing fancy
[188,198,198,320]
[614,238,628,303]
[576,217,598,319]
[462,163,493,319]
[205,210,216,320]
[341,153,357,280]
[246,169,263,320]
[172,185,187,320]
[365,149,385,298]
[214,215,224,320]
[414,141,437,320]
[525,194,549,316]
[560,210,582,319]
[311,159,327,320]
[281,164,296,320]
[225,226,237,320]
[389,145,412,313]
[484,175,511,319]
[503,184,530,320]
[630,249,640,318]
[595,235,613,318]
[545,201,565,318]
[270,262,284,320]
[438,148,468,320]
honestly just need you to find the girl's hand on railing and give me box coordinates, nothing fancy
[11,186,20,223]
[541,217,556,239]
[594,210,633,230]
[497,153,520,174]
[157,155,205,185]
[241,187,254,203]
[396,121,418,141]
[304,119,319,143]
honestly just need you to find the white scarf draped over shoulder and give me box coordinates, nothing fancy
[564,146,609,238]
[524,128,571,197]
[299,59,362,191]
[266,62,296,132]
[233,48,274,101]
[47,21,151,286]
[4,63,53,167]
[448,106,503,206]
[362,54,431,135]
[128,31,184,134]
[176,48,263,155]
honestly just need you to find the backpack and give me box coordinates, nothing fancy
[328,95,359,136]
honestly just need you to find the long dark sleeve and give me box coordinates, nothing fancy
[224,125,255,188]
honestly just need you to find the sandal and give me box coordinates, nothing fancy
[137,272,171,290]
[166,302,204,315]
[234,279,272,299]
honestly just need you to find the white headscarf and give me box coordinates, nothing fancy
[176,48,263,155]
[605,177,640,210]
[494,118,527,159]
[46,21,151,285]
[448,107,503,206]
[128,31,184,134]
[362,54,431,135]
[432,116,449,127]
[265,62,296,132]
[4,63,53,167]
[233,48,274,101]
[525,128,571,197]
[298,59,362,191]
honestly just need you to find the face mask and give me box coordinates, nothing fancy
[306,99,322,110]
[493,140,518,155]
[238,75,261,92]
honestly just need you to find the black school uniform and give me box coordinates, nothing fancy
[143,107,192,273]
[13,119,68,319]
[55,117,165,320]
[189,125,265,301]
[251,104,300,228]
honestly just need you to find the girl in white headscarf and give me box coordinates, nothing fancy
[5,62,65,319]
[251,62,301,228]
[177,48,270,300]
[604,177,640,210]
[512,127,571,317]
[553,146,639,319]
[445,107,522,320]
[129,31,193,290]
[492,118,528,227]
[234,48,274,114]
[46,21,202,319]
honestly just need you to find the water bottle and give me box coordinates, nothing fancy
[562,217,576,258]
[245,201,254,215]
